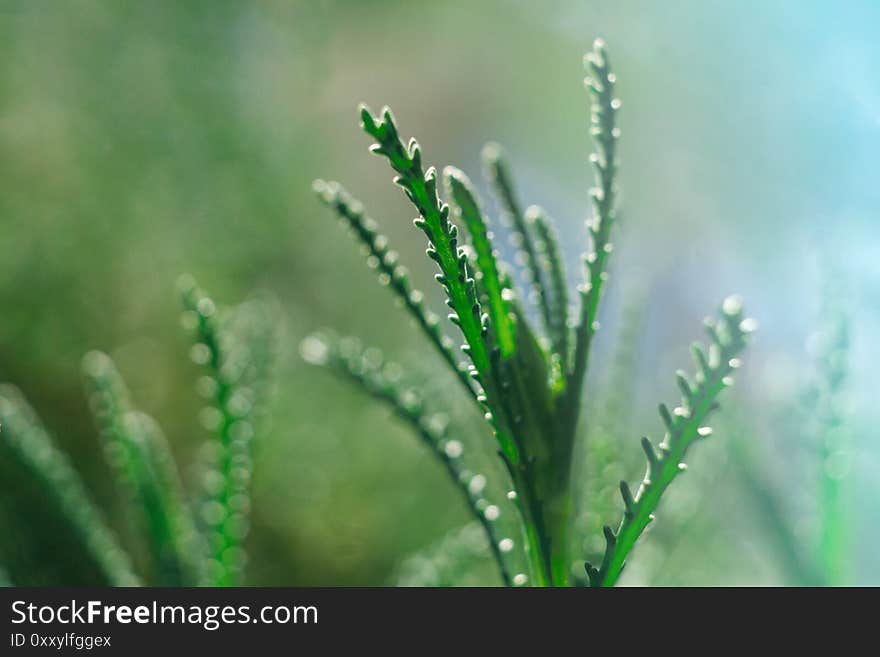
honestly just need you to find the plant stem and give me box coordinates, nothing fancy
[545,489,573,586]
[506,467,552,586]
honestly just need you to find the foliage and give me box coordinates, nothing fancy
[82,350,202,585]
[0,385,140,586]
[584,296,753,586]
[306,39,754,586]
[0,279,277,586]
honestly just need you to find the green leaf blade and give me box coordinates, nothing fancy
[0,385,140,586]
[444,166,516,359]
[359,105,494,391]
[179,276,275,586]
[556,39,623,451]
[82,351,202,586]
[587,296,755,586]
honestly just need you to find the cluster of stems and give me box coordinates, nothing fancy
[309,39,753,586]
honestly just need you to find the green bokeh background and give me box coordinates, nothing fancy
[1,0,878,585]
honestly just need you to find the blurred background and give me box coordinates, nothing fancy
[1,0,879,585]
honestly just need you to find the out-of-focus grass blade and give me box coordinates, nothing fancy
[83,351,203,585]
[0,385,140,586]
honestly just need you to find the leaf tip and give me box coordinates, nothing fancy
[81,350,111,376]
[481,141,503,166]
[176,273,197,297]
[721,294,744,318]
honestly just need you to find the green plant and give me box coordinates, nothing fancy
[305,39,755,586]
[0,278,277,586]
